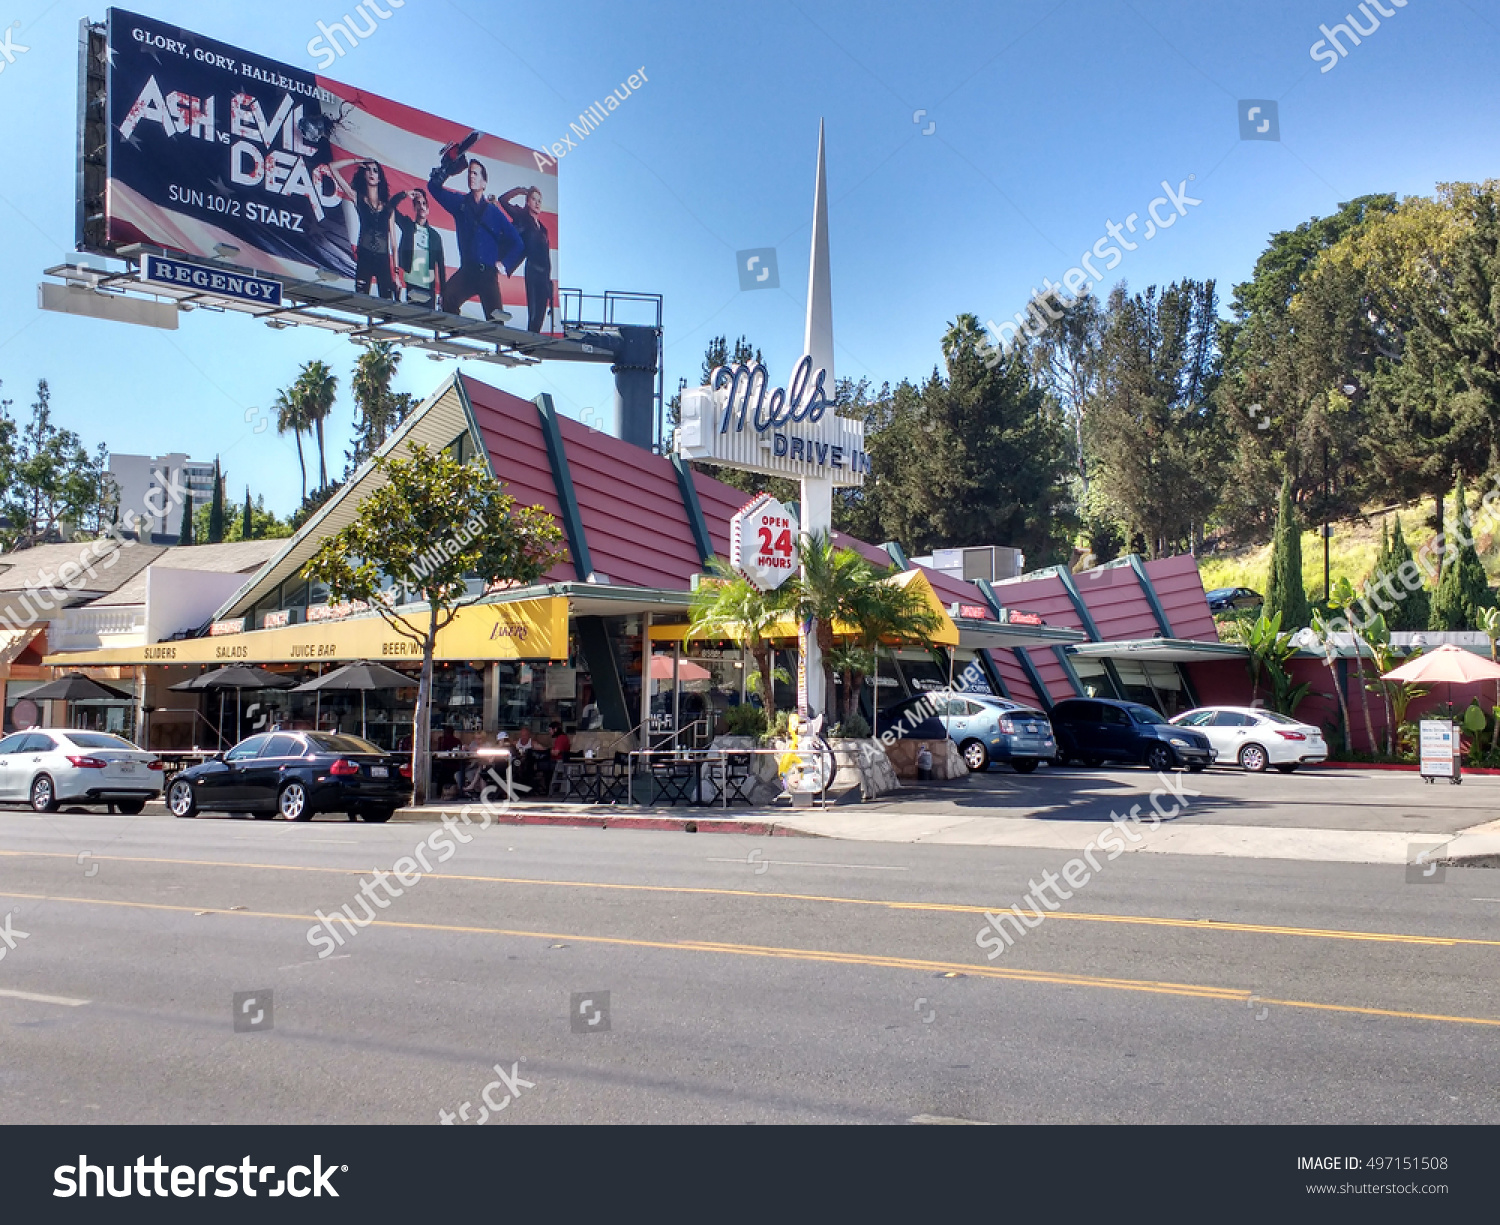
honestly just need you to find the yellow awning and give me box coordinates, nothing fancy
[43,597,570,667]
[682,569,959,648]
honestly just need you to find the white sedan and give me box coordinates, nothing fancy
[0,729,164,813]
[1169,706,1327,773]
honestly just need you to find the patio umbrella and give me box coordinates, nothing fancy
[649,655,712,682]
[26,673,132,702]
[290,660,415,739]
[26,672,133,731]
[1380,643,1500,721]
[169,665,296,746]
[1380,643,1500,684]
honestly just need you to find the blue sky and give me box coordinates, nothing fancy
[0,0,1496,516]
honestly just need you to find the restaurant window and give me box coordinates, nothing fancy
[1070,657,1112,699]
[1114,660,1185,715]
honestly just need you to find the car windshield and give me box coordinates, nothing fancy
[1125,705,1169,725]
[63,732,138,750]
[305,733,383,755]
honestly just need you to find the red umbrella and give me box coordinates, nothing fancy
[649,656,712,681]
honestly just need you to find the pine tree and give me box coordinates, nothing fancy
[207,458,224,544]
[241,486,253,541]
[1265,476,1311,630]
[1430,476,1494,629]
[178,488,194,546]
[1375,517,1429,630]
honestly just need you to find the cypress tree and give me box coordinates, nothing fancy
[241,486,253,540]
[1380,518,1429,630]
[1265,476,1311,630]
[1430,475,1494,629]
[207,458,225,544]
[178,490,194,546]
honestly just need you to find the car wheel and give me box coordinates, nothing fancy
[1144,744,1175,773]
[29,775,58,813]
[1274,763,1297,774]
[362,807,395,823]
[115,799,146,815]
[960,739,990,772]
[278,782,312,821]
[1011,758,1038,775]
[1238,743,1269,773]
[167,779,197,818]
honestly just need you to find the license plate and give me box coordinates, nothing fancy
[371,766,388,778]
[118,762,136,773]
[1025,724,1038,734]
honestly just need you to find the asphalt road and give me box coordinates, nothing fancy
[1,808,1497,1125]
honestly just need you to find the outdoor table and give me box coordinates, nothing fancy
[154,749,220,785]
[430,748,513,801]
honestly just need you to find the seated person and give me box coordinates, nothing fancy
[540,721,572,788]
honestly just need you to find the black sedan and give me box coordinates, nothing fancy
[1206,586,1263,611]
[166,731,411,823]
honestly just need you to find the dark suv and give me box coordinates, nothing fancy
[1049,698,1215,772]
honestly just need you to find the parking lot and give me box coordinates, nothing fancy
[872,763,1497,837]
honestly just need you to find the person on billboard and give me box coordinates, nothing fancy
[326,159,407,300]
[426,139,523,323]
[394,188,447,308]
[497,186,553,333]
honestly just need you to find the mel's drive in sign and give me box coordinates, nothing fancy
[102,8,561,334]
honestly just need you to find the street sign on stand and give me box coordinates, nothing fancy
[1419,719,1461,784]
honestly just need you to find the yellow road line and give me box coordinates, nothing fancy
[0,848,1492,950]
[3,888,1498,1031]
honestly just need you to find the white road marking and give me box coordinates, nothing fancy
[705,858,909,871]
[907,1114,993,1125]
[277,954,352,970]
[0,987,90,1007]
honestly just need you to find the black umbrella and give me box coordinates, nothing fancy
[27,673,132,702]
[169,665,297,747]
[290,660,415,739]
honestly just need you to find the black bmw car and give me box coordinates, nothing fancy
[167,731,411,823]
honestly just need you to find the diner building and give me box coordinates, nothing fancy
[39,371,1256,766]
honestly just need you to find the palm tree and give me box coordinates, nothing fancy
[845,571,943,734]
[1310,610,1354,754]
[352,341,403,461]
[295,360,339,490]
[793,531,879,725]
[274,388,308,503]
[689,558,796,721]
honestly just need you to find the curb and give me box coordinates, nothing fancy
[389,805,820,838]
[1318,761,1500,776]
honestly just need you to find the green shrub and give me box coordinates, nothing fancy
[723,703,768,738]
[831,714,872,739]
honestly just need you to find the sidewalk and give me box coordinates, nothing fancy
[393,769,1500,867]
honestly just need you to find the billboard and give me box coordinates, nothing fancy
[101,8,559,334]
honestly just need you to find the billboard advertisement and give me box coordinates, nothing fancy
[102,8,559,333]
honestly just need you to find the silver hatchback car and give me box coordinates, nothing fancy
[0,729,164,813]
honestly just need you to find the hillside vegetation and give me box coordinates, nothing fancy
[1197,492,1500,602]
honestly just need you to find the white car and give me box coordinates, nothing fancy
[1169,706,1327,773]
[0,729,164,813]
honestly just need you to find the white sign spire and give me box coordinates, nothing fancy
[803,117,835,387]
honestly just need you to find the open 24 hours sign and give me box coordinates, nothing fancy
[729,493,798,591]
